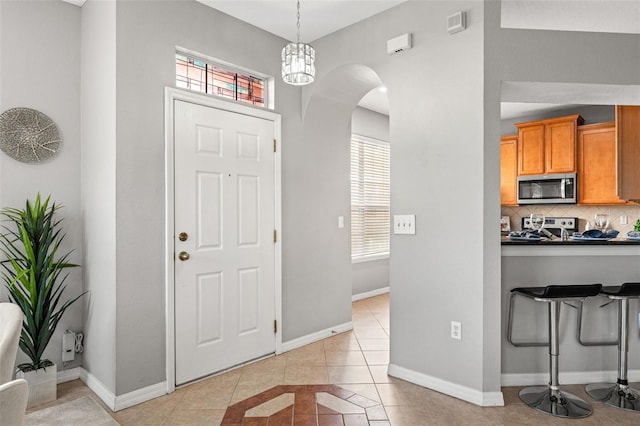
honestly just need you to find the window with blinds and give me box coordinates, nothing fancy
[350,134,390,261]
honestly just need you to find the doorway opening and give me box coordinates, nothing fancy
[350,85,391,338]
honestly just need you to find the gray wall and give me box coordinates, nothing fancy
[81,0,117,393]
[0,0,84,371]
[304,0,493,394]
[351,107,390,297]
[483,0,504,393]
[352,107,390,142]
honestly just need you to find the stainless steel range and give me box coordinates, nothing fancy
[521,216,578,237]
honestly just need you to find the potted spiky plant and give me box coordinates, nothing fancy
[0,194,84,407]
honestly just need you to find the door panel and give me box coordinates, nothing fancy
[197,172,222,249]
[174,100,276,385]
[197,272,223,345]
[238,267,260,334]
[238,175,260,246]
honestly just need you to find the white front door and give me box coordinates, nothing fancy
[174,100,276,385]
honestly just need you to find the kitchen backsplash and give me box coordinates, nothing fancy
[501,204,640,235]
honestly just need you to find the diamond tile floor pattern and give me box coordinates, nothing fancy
[220,384,386,425]
[27,294,640,424]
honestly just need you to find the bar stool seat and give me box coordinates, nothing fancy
[509,284,602,419]
[586,282,640,412]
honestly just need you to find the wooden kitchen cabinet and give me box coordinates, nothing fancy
[500,134,518,206]
[578,122,628,205]
[617,105,640,201]
[516,114,584,175]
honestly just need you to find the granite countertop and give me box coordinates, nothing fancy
[501,236,640,245]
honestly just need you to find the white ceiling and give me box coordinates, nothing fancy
[196,0,407,43]
[358,87,389,116]
[501,0,640,34]
[500,103,582,121]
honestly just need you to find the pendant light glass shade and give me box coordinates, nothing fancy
[281,0,315,86]
[281,42,315,85]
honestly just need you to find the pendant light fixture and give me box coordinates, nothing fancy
[281,0,315,85]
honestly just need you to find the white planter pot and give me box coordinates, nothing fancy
[16,363,57,408]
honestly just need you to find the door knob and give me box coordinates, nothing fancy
[178,251,190,261]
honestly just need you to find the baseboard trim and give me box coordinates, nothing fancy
[78,368,167,412]
[352,287,390,302]
[501,369,640,387]
[114,381,167,411]
[281,322,353,353]
[57,367,81,384]
[80,368,116,411]
[388,363,504,407]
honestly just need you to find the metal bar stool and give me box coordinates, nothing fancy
[586,282,640,412]
[508,284,602,419]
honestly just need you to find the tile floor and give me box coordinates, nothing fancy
[29,294,640,425]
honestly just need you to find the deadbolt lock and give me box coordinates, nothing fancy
[178,232,188,242]
[178,251,190,261]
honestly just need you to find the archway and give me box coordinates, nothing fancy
[301,63,391,341]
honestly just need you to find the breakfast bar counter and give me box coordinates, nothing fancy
[501,237,640,256]
[501,237,640,257]
[500,237,640,385]
[501,237,640,246]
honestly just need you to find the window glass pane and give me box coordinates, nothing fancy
[351,135,390,259]
[175,53,265,108]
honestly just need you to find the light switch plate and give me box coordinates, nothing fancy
[394,214,416,235]
[338,216,344,229]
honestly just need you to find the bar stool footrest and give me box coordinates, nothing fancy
[519,386,592,418]
[586,383,640,412]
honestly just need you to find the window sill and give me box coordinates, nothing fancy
[352,253,390,264]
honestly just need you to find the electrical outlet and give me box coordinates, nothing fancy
[451,321,461,340]
[620,215,628,225]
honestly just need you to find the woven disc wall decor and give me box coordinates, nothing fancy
[0,107,61,163]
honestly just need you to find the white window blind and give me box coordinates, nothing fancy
[350,134,390,261]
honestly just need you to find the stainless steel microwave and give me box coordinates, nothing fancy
[516,173,577,204]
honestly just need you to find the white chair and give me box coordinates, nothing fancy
[0,379,29,425]
[0,303,24,385]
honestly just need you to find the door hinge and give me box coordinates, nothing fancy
[273,139,277,152]
[274,229,277,243]
[274,320,278,334]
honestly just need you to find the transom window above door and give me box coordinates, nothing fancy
[175,51,268,108]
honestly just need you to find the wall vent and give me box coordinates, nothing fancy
[447,11,466,35]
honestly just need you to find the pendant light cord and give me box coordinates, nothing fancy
[296,0,301,43]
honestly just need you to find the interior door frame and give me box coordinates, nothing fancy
[164,87,282,393]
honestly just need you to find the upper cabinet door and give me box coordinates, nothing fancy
[578,122,627,205]
[501,135,518,206]
[545,119,577,173]
[517,124,545,175]
[617,105,640,201]
[516,114,583,176]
